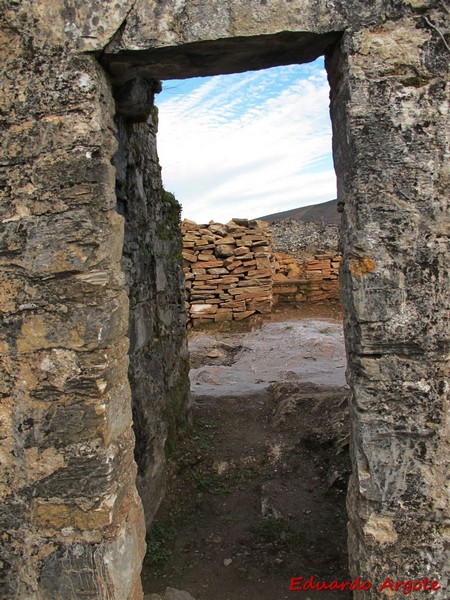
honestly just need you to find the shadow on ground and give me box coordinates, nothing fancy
[142,305,352,600]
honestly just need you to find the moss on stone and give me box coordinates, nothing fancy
[401,76,429,87]
[163,367,191,457]
[156,189,182,240]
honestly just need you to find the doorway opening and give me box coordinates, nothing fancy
[134,60,350,599]
[143,316,350,600]
[103,27,351,598]
[155,59,337,225]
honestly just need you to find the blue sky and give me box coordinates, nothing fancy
[156,58,336,224]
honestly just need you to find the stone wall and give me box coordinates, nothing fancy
[328,18,449,596]
[0,47,146,599]
[113,80,191,528]
[182,218,342,322]
[182,218,273,325]
[271,219,340,256]
[2,1,449,598]
[273,252,342,305]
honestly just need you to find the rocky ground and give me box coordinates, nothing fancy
[142,304,352,600]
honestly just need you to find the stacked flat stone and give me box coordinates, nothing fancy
[182,218,273,326]
[273,252,342,304]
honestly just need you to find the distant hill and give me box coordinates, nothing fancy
[258,198,339,225]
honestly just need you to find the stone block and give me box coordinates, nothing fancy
[215,244,235,257]
[183,233,200,241]
[234,246,251,256]
[256,257,271,270]
[236,253,254,261]
[273,273,289,282]
[182,250,197,262]
[233,265,256,274]
[197,251,214,261]
[182,220,201,231]
[216,276,239,284]
[216,236,236,244]
[220,300,246,310]
[224,261,242,272]
[208,223,227,236]
[194,274,211,280]
[190,304,217,314]
[248,268,272,278]
[229,286,267,296]
[233,310,255,320]
[197,260,224,269]
[190,290,216,297]
[233,291,271,301]
[207,267,228,275]
[306,260,332,270]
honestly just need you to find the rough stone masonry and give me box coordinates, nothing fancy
[181,217,342,324]
[1,1,448,599]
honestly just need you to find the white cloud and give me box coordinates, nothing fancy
[156,60,336,224]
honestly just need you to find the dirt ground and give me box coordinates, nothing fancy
[142,303,352,600]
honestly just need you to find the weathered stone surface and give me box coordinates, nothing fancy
[0,40,146,598]
[273,252,341,305]
[328,11,449,598]
[114,77,162,123]
[215,244,235,257]
[271,219,340,255]
[1,1,449,598]
[114,99,190,528]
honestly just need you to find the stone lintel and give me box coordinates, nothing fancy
[101,31,341,84]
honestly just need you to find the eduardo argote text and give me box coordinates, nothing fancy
[290,575,441,595]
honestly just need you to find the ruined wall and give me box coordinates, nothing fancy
[327,17,449,597]
[182,218,273,325]
[1,1,449,598]
[0,45,146,600]
[181,219,341,320]
[273,252,342,305]
[271,219,340,256]
[270,219,342,306]
[113,80,191,528]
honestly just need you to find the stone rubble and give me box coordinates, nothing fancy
[271,219,340,255]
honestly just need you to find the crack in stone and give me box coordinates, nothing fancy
[98,0,138,56]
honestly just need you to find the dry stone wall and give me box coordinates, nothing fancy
[182,218,274,325]
[271,219,340,256]
[182,218,342,322]
[2,1,449,598]
[273,252,342,305]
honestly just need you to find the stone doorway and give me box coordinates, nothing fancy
[3,3,448,598]
[105,22,449,597]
